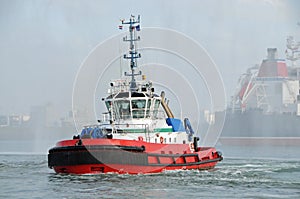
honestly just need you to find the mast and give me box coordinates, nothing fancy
[120,15,142,91]
[286,36,300,68]
[286,36,300,80]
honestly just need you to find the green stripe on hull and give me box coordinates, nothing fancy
[154,128,173,132]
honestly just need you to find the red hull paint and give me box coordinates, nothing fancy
[49,138,222,174]
[55,139,215,155]
[53,162,218,175]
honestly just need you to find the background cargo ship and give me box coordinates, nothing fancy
[205,36,300,145]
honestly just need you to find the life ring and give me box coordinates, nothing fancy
[189,142,194,152]
[138,136,143,141]
[75,139,82,146]
[160,136,164,144]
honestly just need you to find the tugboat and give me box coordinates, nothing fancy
[48,15,223,174]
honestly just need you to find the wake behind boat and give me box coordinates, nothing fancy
[48,15,223,174]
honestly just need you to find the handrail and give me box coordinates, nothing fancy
[101,110,166,122]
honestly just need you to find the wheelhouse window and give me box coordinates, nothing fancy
[115,100,131,119]
[132,99,146,118]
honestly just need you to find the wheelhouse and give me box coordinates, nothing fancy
[105,91,162,120]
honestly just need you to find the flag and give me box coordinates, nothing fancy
[118,25,123,30]
[136,25,140,31]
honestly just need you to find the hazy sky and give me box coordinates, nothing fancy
[0,0,299,116]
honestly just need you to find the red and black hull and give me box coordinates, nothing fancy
[48,139,222,174]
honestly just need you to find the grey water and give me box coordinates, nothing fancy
[1,146,300,198]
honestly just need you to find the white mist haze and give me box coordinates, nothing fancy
[0,0,299,116]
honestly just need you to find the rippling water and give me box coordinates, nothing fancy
[0,152,299,198]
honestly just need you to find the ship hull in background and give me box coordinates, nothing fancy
[212,110,300,146]
[0,126,76,141]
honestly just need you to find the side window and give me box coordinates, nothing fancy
[153,99,160,118]
[146,100,152,118]
[105,101,114,119]
[105,101,112,111]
